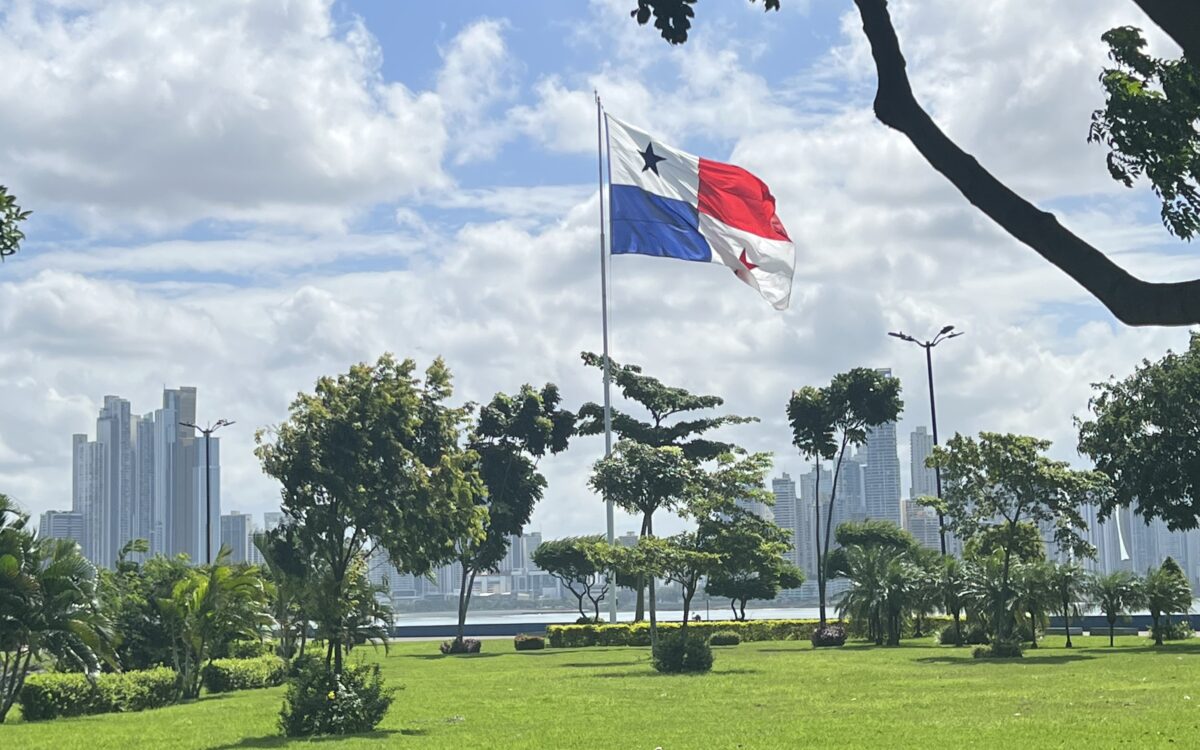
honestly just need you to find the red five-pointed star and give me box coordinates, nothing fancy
[739,249,758,271]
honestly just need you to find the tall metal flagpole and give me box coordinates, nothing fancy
[596,92,617,624]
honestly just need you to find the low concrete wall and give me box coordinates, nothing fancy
[390,621,568,639]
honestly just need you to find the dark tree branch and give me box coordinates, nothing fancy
[854,0,1200,326]
[1131,0,1200,63]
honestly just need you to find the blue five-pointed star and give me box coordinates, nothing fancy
[639,142,667,175]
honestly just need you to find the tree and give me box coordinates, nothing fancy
[255,355,485,673]
[577,352,754,621]
[0,495,114,723]
[788,368,903,625]
[156,547,272,700]
[0,186,30,263]
[98,546,192,671]
[1090,570,1146,647]
[654,533,720,630]
[704,510,804,621]
[1144,558,1192,646]
[453,384,574,644]
[623,1,1200,325]
[1047,562,1089,648]
[938,555,967,646]
[829,520,920,646]
[589,440,694,632]
[1013,559,1054,649]
[1090,27,1200,241]
[253,527,309,659]
[532,536,611,621]
[1078,334,1200,531]
[929,433,1107,643]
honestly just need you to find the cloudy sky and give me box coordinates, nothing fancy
[2,0,1196,540]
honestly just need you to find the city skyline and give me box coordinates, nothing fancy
[40,386,222,569]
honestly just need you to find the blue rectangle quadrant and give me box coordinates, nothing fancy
[610,184,712,262]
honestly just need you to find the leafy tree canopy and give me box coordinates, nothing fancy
[576,352,755,461]
[1078,333,1200,530]
[1090,26,1200,240]
[0,186,30,263]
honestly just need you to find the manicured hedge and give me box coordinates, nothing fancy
[20,667,177,721]
[201,655,287,693]
[546,619,838,648]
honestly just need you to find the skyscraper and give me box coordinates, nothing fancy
[220,510,253,564]
[95,396,134,569]
[862,369,902,526]
[39,510,87,551]
[71,433,104,561]
[909,426,936,500]
[771,473,799,570]
[901,499,940,551]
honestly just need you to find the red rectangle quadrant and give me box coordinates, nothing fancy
[697,158,791,242]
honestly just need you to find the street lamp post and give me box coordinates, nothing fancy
[887,326,963,556]
[179,418,234,565]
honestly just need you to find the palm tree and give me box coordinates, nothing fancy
[1144,561,1192,646]
[962,553,1024,644]
[253,527,309,659]
[1089,571,1146,648]
[939,556,967,646]
[1048,562,1088,648]
[1014,560,1054,649]
[0,495,115,723]
[158,546,273,699]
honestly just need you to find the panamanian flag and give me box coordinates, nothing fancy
[607,116,796,310]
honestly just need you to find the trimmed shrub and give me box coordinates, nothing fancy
[440,638,482,654]
[973,638,1024,659]
[652,632,714,674]
[546,619,832,648]
[202,656,287,693]
[279,660,394,737]
[513,634,546,651]
[1154,620,1195,641]
[225,639,276,659]
[709,630,741,646]
[811,624,847,648]
[937,624,988,646]
[20,667,177,721]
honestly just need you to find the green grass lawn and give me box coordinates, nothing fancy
[3,636,1199,749]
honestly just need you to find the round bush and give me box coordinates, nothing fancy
[440,638,482,655]
[708,630,741,646]
[652,632,714,674]
[278,660,394,737]
[513,634,546,651]
[972,638,1024,659]
[810,624,847,648]
[1154,620,1195,641]
[937,624,989,646]
[575,615,597,625]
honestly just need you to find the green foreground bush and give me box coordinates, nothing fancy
[202,656,288,694]
[546,619,839,647]
[279,660,394,737]
[652,632,714,673]
[514,634,546,651]
[19,667,177,721]
[708,630,741,646]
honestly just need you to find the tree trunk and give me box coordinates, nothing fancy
[1153,613,1164,646]
[647,516,658,647]
[730,599,739,621]
[953,610,962,647]
[814,462,825,627]
[1028,609,1038,649]
[851,0,1200,326]
[681,590,691,633]
[1062,599,1073,649]
[1109,618,1115,648]
[333,640,343,676]
[456,563,476,644]
[635,514,651,622]
[818,440,851,627]
[739,599,747,622]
